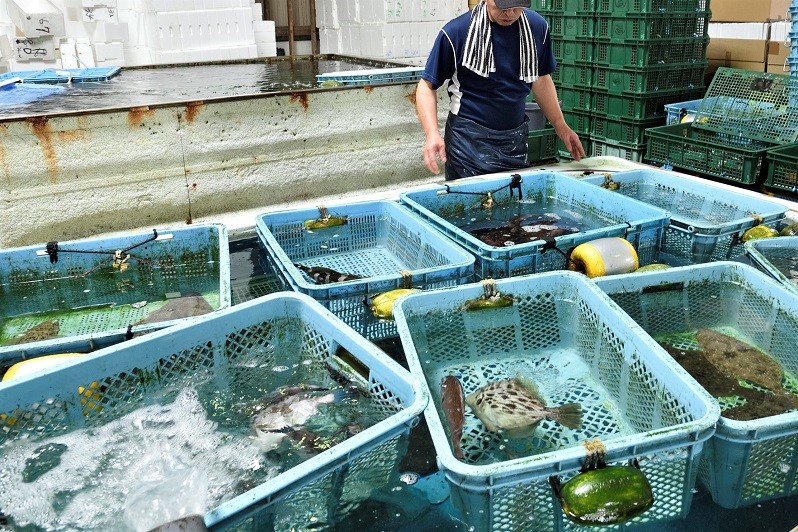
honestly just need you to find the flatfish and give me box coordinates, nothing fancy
[134,296,214,325]
[465,377,582,438]
[440,375,465,460]
[13,319,60,344]
[695,328,790,395]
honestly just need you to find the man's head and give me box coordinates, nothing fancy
[486,0,528,25]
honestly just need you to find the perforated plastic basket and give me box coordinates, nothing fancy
[0,225,230,361]
[399,171,669,279]
[693,67,798,145]
[764,142,798,193]
[255,200,474,340]
[394,272,719,530]
[580,168,787,264]
[0,292,427,530]
[744,236,798,294]
[594,262,798,509]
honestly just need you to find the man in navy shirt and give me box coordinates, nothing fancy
[416,0,584,180]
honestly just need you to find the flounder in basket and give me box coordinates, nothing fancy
[465,376,582,437]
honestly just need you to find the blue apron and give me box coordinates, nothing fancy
[444,112,529,181]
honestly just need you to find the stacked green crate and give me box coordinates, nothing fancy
[534,0,710,161]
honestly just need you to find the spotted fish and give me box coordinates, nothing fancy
[465,377,582,438]
[294,263,364,284]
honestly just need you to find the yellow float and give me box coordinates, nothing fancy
[569,237,639,279]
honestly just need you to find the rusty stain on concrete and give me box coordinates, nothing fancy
[407,89,417,107]
[182,101,204,123]
[57,129,88,142]
[27,116,59,184]
[128,106,155,127]
[0,143,9,187]
[364,86,374,94]
[289,92,309,110]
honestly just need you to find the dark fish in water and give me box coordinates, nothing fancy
[13,320,60,344]
[250,384,359,451]
[465,377,582,437]
[458,219,511,234]
[659,341,798,420]
[695,328,789,395]
[440,375,466,460]
[464,213,580,247]
[134,296,214,325]
[294,263,364,284]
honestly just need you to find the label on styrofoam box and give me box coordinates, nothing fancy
[708,22,768,39]
[83,6,118,22]
[7,0,66,38]
[15,36,56,61]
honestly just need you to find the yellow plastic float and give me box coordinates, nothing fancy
[569,237,639,279]
[2,353,104,416]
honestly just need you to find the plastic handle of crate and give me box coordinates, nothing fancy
[155,233,174,241]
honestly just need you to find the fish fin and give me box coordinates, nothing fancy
[328,387,360,403]
[552,403,582,430]
[513,376,545,403]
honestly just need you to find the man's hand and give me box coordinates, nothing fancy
[423,131,447,174]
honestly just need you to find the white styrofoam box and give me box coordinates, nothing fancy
[337,0,360,25]
[10,56,62,70]
[0,36,12,62]
[59,38,80,67]
[115,0,136,9]
[319,27,341,54]
[122,44,153,65]
[93,40,124,60]
[708,22,769,40]
[82,0,119,6]
[771,21,789,42]
[253,20,275,43]
[251,1,263,20]
[339,22,361,56]
[316,0,339,29]
[256,40,277,57]
[117,9,156,48]
[154,8,255,51]
[95,57,126,67]
[8,0,67,38]
[14,35,57,61]
[75,37,96,66]
[82,5,119,22]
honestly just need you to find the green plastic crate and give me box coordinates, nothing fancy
[557,85,593,113]
[550,62,593,88]
[547,14,596,39]
[594,37,709,67]
[764,142,798,193]
[527,127,558,163]
[592,87,706,121]
[534,0,594,11]
[561,108,592,135]
[552,38,594,63]
[592,115,664,145]
[592,62,707,94]
[645,122,772,184]
[595,13,710,41]
[594,0,709,13]
[590,138,648,162]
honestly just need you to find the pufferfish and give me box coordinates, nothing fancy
[250,384,360,452]
[465,376,583,437]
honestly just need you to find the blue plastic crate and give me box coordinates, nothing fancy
[316,66,423,86]
[0,67,121,84]
[0,78,65,106]
[399,171,669,279]
[580,168,787,264]
[393,272,719,530]
[0,224,230,362]
[0,292,427,530]
[744,236,798,294]
[255,200,474,340]
[594,262,798,509]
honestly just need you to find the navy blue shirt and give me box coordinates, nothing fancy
[422,9,556,131]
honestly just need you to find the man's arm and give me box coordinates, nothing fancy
[416,79,447,175]
[531,74,585,161]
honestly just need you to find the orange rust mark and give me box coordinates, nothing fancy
[57,129,88,142]
[363,86,374,94]
[182,101,204,123]
[76,116,89,130]
[27,116,59,184]
[406,89,417,106]
[289,92,309,110]
[127,106,155,127]
[0,143,9,187]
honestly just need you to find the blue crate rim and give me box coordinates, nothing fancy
[0,223,232,358]
[0,290,429,528]
[255,199,475,292]
[393,270,719,486]
[593,261,798,437]
[579,168,787,235]
[398,170,670,260]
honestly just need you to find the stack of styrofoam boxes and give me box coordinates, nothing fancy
[59,0,128,68]
[0,21,14,73]
[6,0,67,70]
[318,0,466,63]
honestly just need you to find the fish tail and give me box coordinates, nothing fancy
[553,403,583,429]
[327,387,360,403]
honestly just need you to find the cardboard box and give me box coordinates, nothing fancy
[710,0,791,22]
[707,38,768,63]
[705,58,766,85]
[766,40,791,73]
